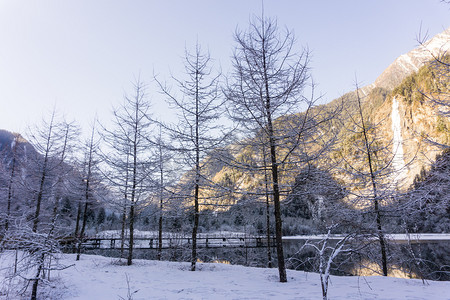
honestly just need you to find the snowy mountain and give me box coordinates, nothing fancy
[373,27,450,91]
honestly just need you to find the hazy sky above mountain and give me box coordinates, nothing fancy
[0,0,449,137]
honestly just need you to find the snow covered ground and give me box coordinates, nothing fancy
[1,252,449,299]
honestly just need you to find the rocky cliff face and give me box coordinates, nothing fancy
[360,84,449,190]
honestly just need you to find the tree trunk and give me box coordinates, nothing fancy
[74,197,82,253]
[76,198,89,261]
[265,190,272,268]
[127,202,134,265]
[263,148,272,268]
[270,152,287,282]
[32,119,54,233]
[30,254,44,300]
[121,151,130,259]
[128,120,138,266]
[158,202,163,260]
[33,157,48,233]
[191,182,200,271]
[77,127,95,261]
[264,50,287,282]
[158,139,164,260]
[375,199,388,276]
[120,203,127,258]
[357,92,388,276]
[191,63,201,272]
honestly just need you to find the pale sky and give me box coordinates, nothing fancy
[0,0,449,137]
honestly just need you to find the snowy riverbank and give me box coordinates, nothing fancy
[1,252,449,299]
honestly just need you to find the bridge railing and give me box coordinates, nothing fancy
[61,235,277,251]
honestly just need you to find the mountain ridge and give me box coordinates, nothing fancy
[199,27,450,208]
[355,27,450,96]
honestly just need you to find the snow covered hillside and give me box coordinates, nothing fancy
[1,252,449,300]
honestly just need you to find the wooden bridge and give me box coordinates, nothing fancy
[62,233,449,251]
[67,235,277,251]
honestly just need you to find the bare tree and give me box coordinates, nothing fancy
[26,111,78,300]
[100,78,154,266]
[356,87,388,277]
[27,110,69,233]
[0,114,79,299]
[262,144,273,268]
[224,15,336,282]
[337,85,408,277]
[300,227,354,300]
[120,150,131,259]
[76,123,99,261]
[49,121,80,236]
[151,124,176,260]
[155,42,226,271]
